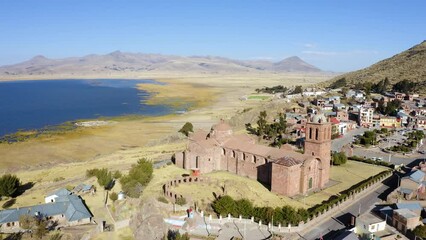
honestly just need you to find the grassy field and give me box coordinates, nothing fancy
[0,73,332,238]
[169,160,386,209]
[303,160,387,206]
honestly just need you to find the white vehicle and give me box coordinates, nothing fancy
[371,157,377,161]
[377,157,383,161]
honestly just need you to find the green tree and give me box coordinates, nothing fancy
[329,78,347,89]
[235,199,254,218]
[332,152,347,165]
[109,192,118,203]
[95,168,113,189]
[393,79,415,94]
[112,170,122,179]
[175,196,187,206]
[413,225,426,238]
[292,85,303,94]
[212,195,237,216]
[256,111,268,137]
[34,219,48,239]
[178,122,194,137]
[120,158,153,198]
[0,174,21,197]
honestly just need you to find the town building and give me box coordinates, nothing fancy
[380,116,401,128]
[358,107,375,127]
[0,188,92,233]
[174,115,332,197]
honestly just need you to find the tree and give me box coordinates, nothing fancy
[0,174,21,197]
[329,78,347,89]
[332,152,347,165]
[19,214,35,232]
[120,158,153,198]
[112,170,122,179]
[95,168,113,189]
[292,85,303,94]
[109,192,118,203]
[178,122,193,137]
[393,79,415,94]
[413,225,426,238]
[175,196,187,206]
[256,111,268,137]
[34,219,48,239]
[212,195,237,216]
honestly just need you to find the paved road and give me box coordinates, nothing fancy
[300,176,394,240]
[331,127,367,152]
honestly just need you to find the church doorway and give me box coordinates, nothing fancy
[308,177,313,189]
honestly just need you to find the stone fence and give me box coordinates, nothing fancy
[300,171,392,231]
[163,176,211,203]
[199,212,301,234]
[163,171,392,234]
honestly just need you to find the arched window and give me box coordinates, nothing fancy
[196,156,200,168]
[309,177,313,189]
[315,128,319,140]
[232,151,236,158]
[221,148,225,155]
[309,128,312,139]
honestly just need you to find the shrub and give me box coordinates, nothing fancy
[109,192,118,203]
[157,196,169,204]
[175,196,187,206]
[0,174,21,197]
[332,152,347,165]
[120,158,153,198]
[178,122,194,137]
[53,177,65,182]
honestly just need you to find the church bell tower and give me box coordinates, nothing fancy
[304,114,332,187]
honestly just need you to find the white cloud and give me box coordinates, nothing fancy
[303,43,316,48]
[302,50,379,56]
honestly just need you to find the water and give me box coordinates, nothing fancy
[0,79,174,136]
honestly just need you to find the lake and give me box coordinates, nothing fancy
[0,79,174,136]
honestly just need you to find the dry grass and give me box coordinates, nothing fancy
[168,161,386,209]
[172,171,306,209]
[303,160,387,206]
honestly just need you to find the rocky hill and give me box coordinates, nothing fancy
[0,52,322,78]
[326,40,426,90]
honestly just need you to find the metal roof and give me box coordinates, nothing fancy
[0,194,91,224]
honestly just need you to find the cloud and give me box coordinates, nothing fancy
[303,43,316,48]
[302,50,379,56]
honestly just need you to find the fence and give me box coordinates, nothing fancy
[163,176,211,203]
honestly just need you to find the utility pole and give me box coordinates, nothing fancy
[358,203,361,217]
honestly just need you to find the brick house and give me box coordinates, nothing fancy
[174,115,332,197]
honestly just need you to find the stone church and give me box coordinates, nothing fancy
[174,114,332,197]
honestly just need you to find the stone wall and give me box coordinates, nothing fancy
[163,176,211,203]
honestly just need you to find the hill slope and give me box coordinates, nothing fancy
[0,52,322,78]
[326,40,426,89]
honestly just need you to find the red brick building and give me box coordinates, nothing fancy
[174,114,332,197]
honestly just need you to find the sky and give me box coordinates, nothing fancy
[0,0,425,72]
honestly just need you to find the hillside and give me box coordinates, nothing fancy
[326,40,426,90]
[0,52,323,78]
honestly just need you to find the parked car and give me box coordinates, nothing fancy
[419,150,426,154]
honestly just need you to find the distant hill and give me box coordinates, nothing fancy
[325,40,426,90]
[0,52,323,78]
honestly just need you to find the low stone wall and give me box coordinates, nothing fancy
[163,176,211,203]
[301,171,392,231]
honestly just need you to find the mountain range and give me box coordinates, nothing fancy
[0,52,323,77]
[326,40,426,89]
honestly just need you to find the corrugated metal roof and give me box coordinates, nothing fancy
[0,194,91,224]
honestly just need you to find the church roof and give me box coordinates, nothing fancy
[273,156,304,167]
[212,121,232,131]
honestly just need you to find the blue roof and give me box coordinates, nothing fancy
[0,194,91,224]
[399,188,414,194]
[47,188,71,197]
[395,202,422,211]
[403,170,425,184]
